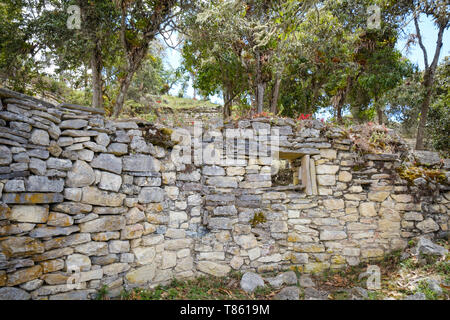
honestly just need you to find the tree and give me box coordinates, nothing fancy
[181,0,315,117]
[412,0,449,150]
[111,0,179,117]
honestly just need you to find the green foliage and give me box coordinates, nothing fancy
[417,280,439,300]
[95,285,109,300]
[250,211,267,228]
[426,57,450,157]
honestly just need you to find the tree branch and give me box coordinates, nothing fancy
[414,14,429,70]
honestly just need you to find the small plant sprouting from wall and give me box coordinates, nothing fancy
[396,165,447,185]
[250,211,267,228]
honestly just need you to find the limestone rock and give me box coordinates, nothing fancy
[0,287,31,300]
[275,286,300,300]
[91,154,122,174]
[79,216,126,233]
[197,261,230,277]
[416,218,439,233]
[81,187,126,207]
[98,171,122,192]
[66,160,96,188]
[415,237,448,257]
[125,264,156,284]
[30,129,50,146]
[8,205,49,223]
[240,272,265,293]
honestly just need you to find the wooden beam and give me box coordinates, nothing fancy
[301,155,312,195]
[310,158,318,195]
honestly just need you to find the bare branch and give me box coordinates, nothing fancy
[414,14,429,70]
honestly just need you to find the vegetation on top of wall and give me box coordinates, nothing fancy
[349,123,407,155]
[396,165,447,185]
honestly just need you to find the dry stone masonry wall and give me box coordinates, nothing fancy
[0,88,449,300]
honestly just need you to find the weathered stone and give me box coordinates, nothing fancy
[107,143,128,155]
[91,154,122,174]
[66,160,95,188]
[59,119,88,129]
[121,224,144,240]
[40,259,65,273]
[161,251,177,269]
[29,158,46,175]
[26,176,64,192]
[197,261,230,277]
[66,254,91,272]
[368,192,390,202]
[7,265,43,286]
[76,149,94,162]
[202,165,225,176]
[240,272,265,293]
[47,212,73,227]
[92,231,119,241]
[404,292,426,300]
[416,237,448,257]
[102,263,130,276]
[0,237,45,258]
[416,218,439,233]
[52,202,92,215]
[275,286,300,300]
[8,205,48,223]
[0,145,12,165]
[64,188,82,202]
[2,193,64,204]
[30,129,49,146]
[123,154,160,172]
[316,165,339,175]
[125,264,156,284]
[75,242,108,256]
[47,158,72,170]
[0,287,31,300]
[79,216,126,233]
[138,187,165,203]
[208,218,233,230]
[317,175,336,186]
[320,230,347,241]
[124,207,145,224]
[48,141,62,157]
[213,205,237,216]
[4,180,25,192]
[99,171,122,192]
[95,132,110,146]
[29,226,79,238]
[109,241,130,254]
[324,199,344,210]
[81,187,125,207]
[359,202,377,217]
[20,279,43,291]
[49,290,93,300]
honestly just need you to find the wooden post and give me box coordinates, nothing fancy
[310,158,318,195]
[301,155,312,195]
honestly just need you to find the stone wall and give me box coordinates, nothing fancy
[0,88,448,300]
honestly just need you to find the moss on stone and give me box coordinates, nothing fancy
[250,211,267,228]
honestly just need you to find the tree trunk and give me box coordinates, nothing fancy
[415,79,433,150]
[270,74,281,114]
[257,83,264,114]
[255,50,264,114]
[91,43,103,110]
[376,106,383,125]
[223,87,232,119]
[112,71,134,118]
[414,16,446,150]
[375,97,382,124]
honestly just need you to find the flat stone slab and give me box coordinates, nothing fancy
[2,193,64,204]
